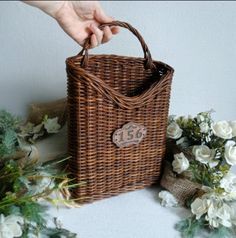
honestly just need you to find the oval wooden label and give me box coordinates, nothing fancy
[112,122,147,148]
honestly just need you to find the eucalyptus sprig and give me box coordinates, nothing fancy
[0,110,78,238]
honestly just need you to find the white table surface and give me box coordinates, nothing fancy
[37,126,233,238]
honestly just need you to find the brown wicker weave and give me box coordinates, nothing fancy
[66,21,174,203]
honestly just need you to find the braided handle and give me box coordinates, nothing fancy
[78,21,155,69]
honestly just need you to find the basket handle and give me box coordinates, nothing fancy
[78,21,155,69]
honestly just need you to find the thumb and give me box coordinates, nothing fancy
[94,8,114,23]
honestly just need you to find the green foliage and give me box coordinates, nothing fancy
[0,155,77,236]
[21,202,48,227]
[41,227,77,238]
[175,216,205,238]
[2,205,21,216]
[0,110,20,157]
[208,226,235,238]
[22,224,77,238]
[176,217,236,238]
[0,110,20,131]
[0,110,77,237]
[176,116,202,144]
[188,160,224,188]
[0,129,18,156]
[0,159,21,198]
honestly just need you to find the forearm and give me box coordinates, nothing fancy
[22,1,64,18]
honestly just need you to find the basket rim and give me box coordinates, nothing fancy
[66,54,174,74]
[66,54,174,109]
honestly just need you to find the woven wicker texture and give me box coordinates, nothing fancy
[66,21,174,203]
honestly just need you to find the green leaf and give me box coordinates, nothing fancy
[208,226,235,238]
[41,227,77,238]
[1,129,18,156]
[1,205,21,216]
[0,110,20,157]
[175,216,205,238]
[20,202,48,228]
[0,110,20,131]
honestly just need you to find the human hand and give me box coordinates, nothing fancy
[23,1,119,48]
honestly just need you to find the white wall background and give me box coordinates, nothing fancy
[0,1,235,120]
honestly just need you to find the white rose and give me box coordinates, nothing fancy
[158,190,178,207]
[172,152,189,174]
[191,197,208,219]
[230,205,236,226]
[167,122,183,139]
[212,121,232,139]
[199,122,209,133]
[206,202,232,228]
[207,203,231,228]
[193,145,215,164]
[0,214,23,238]
[229,121,236,137]
[27,232,44,238]
[224,141,236,166]
[208,160,219,168]
[28,172,55,195]
[220,172,236,193]
[192,193,231,228]
[205,202,220,228]
[197,114,205,123]
[191,191,236,228]
[43,117,61,134]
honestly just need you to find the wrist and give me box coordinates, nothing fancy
[22,1,65,19]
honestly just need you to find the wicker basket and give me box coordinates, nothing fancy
[66,21,174,203]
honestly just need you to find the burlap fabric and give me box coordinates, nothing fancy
[27,98,67,126]
[160,162,202,206]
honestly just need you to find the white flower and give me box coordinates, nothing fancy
[229,121,236,137]
[0,214,23,238]
[208,160,219,168]
[43,117,61,134]
[230,205,236,226]
[225,140,236,147]
[197,114,205,123]
[28,172,55,195]
[172,152,189,174]
[205,202,232,228]
[191,194,234,228]
[193,145,216,165]
[167,122,183,139]
[199,122,209,133]
[27,232,45,238]
[191,197,208,219]
[158,191,178,207]
[212,121,232,139]
[220,172,236,193]
[224,141,236,166]
[216,204,233,227]
[202,185,236,202]
[205,201,220,228]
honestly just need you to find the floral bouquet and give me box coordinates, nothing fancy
[159,110,236,238]
[0,110,78,238]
